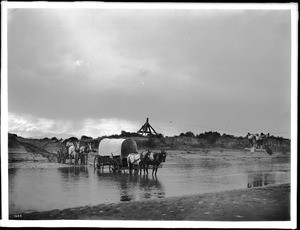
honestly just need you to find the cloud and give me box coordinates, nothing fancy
[8,113,57,137]
[7,8,291,138]
[8,112,142,138]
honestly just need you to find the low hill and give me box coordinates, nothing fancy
[9,134,59,162]
[148,135,290,153]
[8,132,290,163]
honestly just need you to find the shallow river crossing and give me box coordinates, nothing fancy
[9,151,290,214]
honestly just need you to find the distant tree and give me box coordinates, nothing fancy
[119,131,142,137]
[134,132,143,137]
[185,131,195,138]
[196,133,205,139]
[208,132,221,144]
[179,133,185,137]
[221,133,235,138]
[67,137,79,143]
[157,133,164,139]
[121,130,128,136]
[9,133,18,138]
[146,138,156,148]
[276,137,284,146]
[81,135,93,140]
[196,131,220,144]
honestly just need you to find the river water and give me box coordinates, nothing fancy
[9,151,290,214]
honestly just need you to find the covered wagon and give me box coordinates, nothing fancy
[93,138,138,173]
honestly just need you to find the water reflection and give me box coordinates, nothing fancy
[247,172,275,188]
[120,174,134,202]
[95,171,165,202]
[57,166,89,184]
[139,175,165,199]
[9,155,290,213]
[197,158,231,171]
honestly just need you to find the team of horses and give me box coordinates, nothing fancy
[246,132,273,155]
[246,132,270,149]
[57,141,92,165]
[127,150,167,176]
[58,140,167,175]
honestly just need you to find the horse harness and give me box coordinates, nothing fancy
[131,153,143,164]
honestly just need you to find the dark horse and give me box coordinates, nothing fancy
[78,143,92,165]
[142,150,167,176]
[57,146,68,164]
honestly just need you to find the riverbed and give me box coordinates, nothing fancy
[9,149,290,215]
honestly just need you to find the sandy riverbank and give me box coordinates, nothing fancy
[12,183,290,221]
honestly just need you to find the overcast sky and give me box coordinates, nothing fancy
[6,4,293,139]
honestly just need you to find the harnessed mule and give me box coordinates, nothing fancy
[79,143,92,165]
[144,150,167,176]
[57,145,68,163]
[127,151,150,175]
[67,141,80,164]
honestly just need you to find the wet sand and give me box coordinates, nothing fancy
[13,183,290,221]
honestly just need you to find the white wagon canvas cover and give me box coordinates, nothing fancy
[98,138,138,157]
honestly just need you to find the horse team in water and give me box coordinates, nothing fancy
[59,139,167,175]
[127,150,167,176]
[58,141,92,165]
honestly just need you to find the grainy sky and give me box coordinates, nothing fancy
[6,4,293,139]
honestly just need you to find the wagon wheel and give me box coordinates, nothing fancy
[114,164,121,173]
[108,162,116,173]
[94,155,100,171]
[97,156,105,172]
[117,167,122,174]
[100,156,107,172]
[111,158,121,173]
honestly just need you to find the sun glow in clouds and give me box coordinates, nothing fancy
[75,60,83,66]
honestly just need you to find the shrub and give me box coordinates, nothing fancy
[185,131,195,138]
[156,133,164,139]
[81,135,93,140]
[146,138,156,148]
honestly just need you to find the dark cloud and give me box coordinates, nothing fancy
[7,8,292,137]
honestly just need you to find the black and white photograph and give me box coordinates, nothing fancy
[1,2,297,228]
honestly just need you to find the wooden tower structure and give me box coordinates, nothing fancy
[137,118,157,136]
